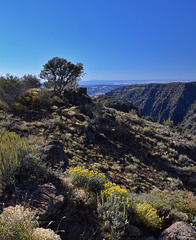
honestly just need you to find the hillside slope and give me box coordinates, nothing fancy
[106,81,196,133]
[0,89,196,239]
[1,93,195,193]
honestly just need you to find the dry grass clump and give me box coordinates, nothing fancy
[0,205,62,240]
[32,227,61,240]
[0,205,38,240]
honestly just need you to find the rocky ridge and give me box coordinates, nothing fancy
[106,81,196,134]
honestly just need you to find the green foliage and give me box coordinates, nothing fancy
[17,89,65,111]
[97,198,129,240]
[40,57,84,95]
[0,74,41,112]
[30,89,54,110]
[69,166,163,236]
[0,129,31,188]
[134,202,163,229]
[163,119,174,128]
[173,125,185,133]
[169,209,189,222]
[142,115,155,122]
[0,205,38,240]
[0,74,24,111]
[0,129,47,191]
[21,75,41,89]
[133,189,196,225]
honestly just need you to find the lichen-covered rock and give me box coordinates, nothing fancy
[40,140,68,169]
[158,221,196,240]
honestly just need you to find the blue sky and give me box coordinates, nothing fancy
[0,0,196,81]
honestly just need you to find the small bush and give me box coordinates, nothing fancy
[134,202,163,229]
[0,205,38,240]
[97,198,129,240]
[142,116,155,122]
[169,209,189,222]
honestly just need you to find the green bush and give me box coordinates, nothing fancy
[0,129,31,188]
[0,129,47,191]
[34,89,64,110]
[17,89,65,111]
[97,199,129,240]
[133,189,196,225]
[0,75,23,111]
[142,116,155,122]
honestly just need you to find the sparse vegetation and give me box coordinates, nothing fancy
[0,78,196,239]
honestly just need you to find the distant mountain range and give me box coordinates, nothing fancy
[80,80,195,96]
[105,81,196,134]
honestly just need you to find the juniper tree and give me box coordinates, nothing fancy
[40,57,84,96]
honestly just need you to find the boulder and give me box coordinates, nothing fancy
[29,182,65,219]
[158,221,196,240]
[63,88,91,106]
[40,140,68,169]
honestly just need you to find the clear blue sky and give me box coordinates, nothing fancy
[0,0,196,81]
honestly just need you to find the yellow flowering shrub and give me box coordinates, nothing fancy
[101,183,130,209]
[70,166,163,232]
[69,166,106,191]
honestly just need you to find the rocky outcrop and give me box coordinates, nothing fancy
[158,221,196,240]
[40,140,68,169]
[29,182,65,220]
[64,87,92,106]
[3,182,65,221]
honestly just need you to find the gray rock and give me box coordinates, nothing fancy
[158,221,196,240]
[40,140,68,169]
